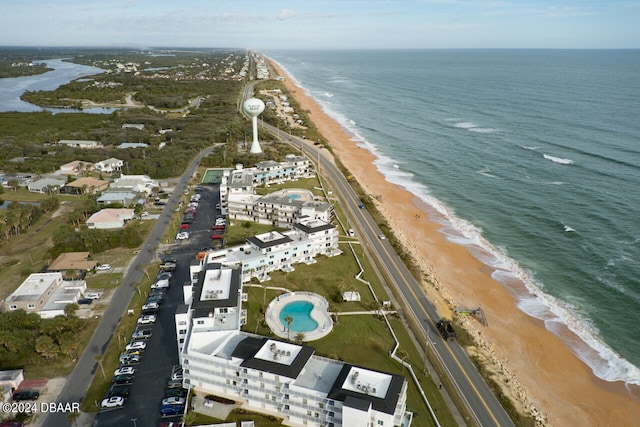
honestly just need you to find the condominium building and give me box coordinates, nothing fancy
[193,218,341,284]
[227,188,333,228]
[177,263,410,427]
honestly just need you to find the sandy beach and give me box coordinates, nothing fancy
[267,58,640,426]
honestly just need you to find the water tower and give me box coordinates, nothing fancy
[243,98,265,153]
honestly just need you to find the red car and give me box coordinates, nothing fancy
[211,234,223,239]
[179,224,190,229]
[211,225,225,230]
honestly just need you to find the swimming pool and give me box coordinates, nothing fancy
[279,301,318,333]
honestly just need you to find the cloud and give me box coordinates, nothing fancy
[278,9,296,20]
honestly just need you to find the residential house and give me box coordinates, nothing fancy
[117,142,148,149]
[57,139,102,149]
[59,160,95,176]
[96,190,142,207]
[94,158,124,173]
[110,174,158,195]
[46,252,97,278]
[2,272,86,318]
[86,208,135,229]
[27,176,67,194]
[61,177,109,195]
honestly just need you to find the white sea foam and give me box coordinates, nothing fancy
[469,127,499,133]
[273,60,640,386]
[453,122,477,129]
[323,92,334,98]
[522,145,539,151]
[563,225,576,232]
[543,154,574,164]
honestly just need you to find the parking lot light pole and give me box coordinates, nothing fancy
[131,418,137,427]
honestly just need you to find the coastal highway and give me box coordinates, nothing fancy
[258,118,515,427]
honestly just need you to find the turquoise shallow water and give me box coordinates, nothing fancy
[266,49,640,386]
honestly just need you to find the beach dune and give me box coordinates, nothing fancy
[267,58,640,426]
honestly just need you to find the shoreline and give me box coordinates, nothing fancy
[266,57,640,426]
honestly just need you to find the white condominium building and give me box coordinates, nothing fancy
[176,263,410,427]
[192,218,341,284]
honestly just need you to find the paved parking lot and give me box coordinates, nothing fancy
[92,184,223,427]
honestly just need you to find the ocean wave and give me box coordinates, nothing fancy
[563,225,576,233]
[522,145,539,151]
[477,167,499,179]
[323,92,334,98]
[271,58,640,387]
[543,154,575,164]
[468,127,499,133]
[453,122,477,129]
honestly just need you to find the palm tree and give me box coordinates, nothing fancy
[284,315,294,340]
[294,332,305,344]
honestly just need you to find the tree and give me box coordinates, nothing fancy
[35,335,59,359]
[284,315,293,341]
[294,332,305,344]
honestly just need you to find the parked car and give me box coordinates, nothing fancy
[164,388,186,398]
[176,232,189,240]
[151,279,169,289]
[107,385,130,398]
[77,298,93,305]
[166,379,184,389]
[142,302,160,311]
[12,390,40,401]
[119,354,141,365]
[137,314,157,325]
[179,224,190,230]
[142,306,159,315]
[125,341,147,350]
[114,366,135,376]
[160,255,177,263]
[161,397,185,406]
[101,396,125,408]
[160,404,184,416]
[121,348,142,356]
[131,329,152,340]
[145,295,164,305]
[110,374,133,385]
[211,225,225,230]
[85,292,103,300]
[96,264,112,271]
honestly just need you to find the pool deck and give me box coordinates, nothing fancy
[266,291,333,341]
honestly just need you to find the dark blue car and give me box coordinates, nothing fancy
[160,404,184,417]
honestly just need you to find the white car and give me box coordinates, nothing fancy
[85,292,103,300]
[161,397,185,406]
[101,396,124,408]
[96,264,111,271]
[141,211,149,217]
[125,341,146,351]
[142,302,159,311]
[137,315,157,325]
[176,232,189,240]
[151,279,169,289]
[114,366,135,376]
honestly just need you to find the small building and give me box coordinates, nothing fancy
[96,190,143,207]
[27,176,67,194]
[61,177,109,195]
[342,291,361,302]
[0,369,24,392]
[86,208,135,229]
[57,139,102,149]
[110,174,158,195]
[117,142,149,149]
[1,272,84,318]
[46,252,97,278]
[59,160,95,176]
[94,157,124,173]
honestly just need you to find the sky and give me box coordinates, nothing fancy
[1,0,639,50]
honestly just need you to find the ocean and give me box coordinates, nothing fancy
[265,49,640,386]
